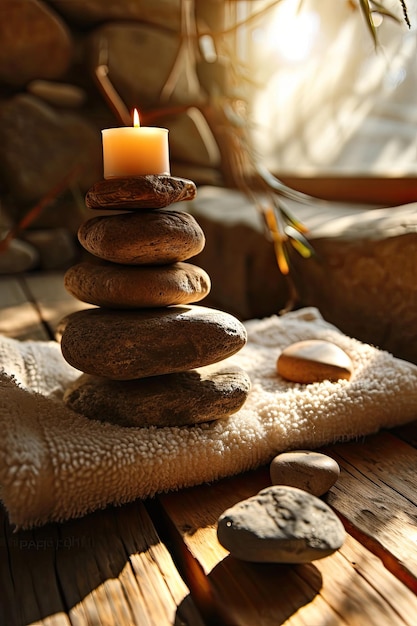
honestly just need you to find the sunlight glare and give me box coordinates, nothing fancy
[261,4,320,64]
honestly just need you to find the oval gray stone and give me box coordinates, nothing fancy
[60,305,247,380]
[63,364,251,427]
[64,260,211,308]
[270,451,340,497]
[78,210,205,265]
[217,485,346,563]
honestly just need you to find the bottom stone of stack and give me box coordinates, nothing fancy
[63,363,251,427]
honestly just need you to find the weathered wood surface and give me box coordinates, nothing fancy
[1,271,417,625]
[158,463,417,626]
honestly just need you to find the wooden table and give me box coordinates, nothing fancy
[1,271,417,626]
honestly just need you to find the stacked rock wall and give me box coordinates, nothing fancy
[0,0,235,269]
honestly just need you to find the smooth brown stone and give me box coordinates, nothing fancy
[88,23,204,111]
[63,364,251,427]
[0,94,102,205]
[78,210,205,265]
[27,79,86,108]
[64,260,211,308]
[270,451,340,497]
[48,0,182,31]
[59,305,247,380]
[85,175,197,210]
[277,339,353,384]
[0,0,73,87]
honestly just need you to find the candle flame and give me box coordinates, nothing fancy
[133,108,140,128]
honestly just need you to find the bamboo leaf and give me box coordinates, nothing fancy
[264,204,279,234]
[370,1,402,23]
[274,240,290,275]
[285,225,315,258]
[359,0,378,46]
[289,237,313,258]
[280,204,309,234]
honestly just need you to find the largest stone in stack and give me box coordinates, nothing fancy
[59,175,250,428]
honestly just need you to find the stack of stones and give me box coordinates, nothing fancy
[59,175,251,427]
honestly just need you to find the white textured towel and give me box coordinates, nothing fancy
[1,307,417,528]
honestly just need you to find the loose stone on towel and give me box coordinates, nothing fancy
[78,210,205,265]
[270,450,340,497]
[217,485,346,563]
[85,175,197,210]
[63,364,251,427]
[277,339,353,384]
[59,305,247,380]
[64,260,211,308]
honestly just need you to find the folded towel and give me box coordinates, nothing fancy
[1,307,416,529]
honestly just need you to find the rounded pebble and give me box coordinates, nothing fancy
[60,305,247,380]
[217,485,346,563]
[270,450,340,496]
[64,261,211,308]
[78,209,205,265]
[277,339,353,384]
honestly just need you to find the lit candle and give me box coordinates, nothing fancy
[101,109,170,179]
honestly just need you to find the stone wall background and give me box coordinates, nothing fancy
[0,0,244,270]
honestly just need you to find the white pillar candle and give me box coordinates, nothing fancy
[102,109,170,179]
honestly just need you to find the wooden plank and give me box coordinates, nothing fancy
[54,501,204,626]
[1,500,203,626]
[157,465,417,626]
[306,535,417,626]
[323,432,417,591]
[0,506,71,626]
[22,271,92,338]
[334,535,417,625]
[157,469,325,625]
[278,175,417,205]
[393,419,417,447]
[284,533,417,625]
[0,275,47,340]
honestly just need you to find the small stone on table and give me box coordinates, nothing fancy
[270,450,340,497]
[217,485,346,563]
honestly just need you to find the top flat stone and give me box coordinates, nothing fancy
[85,175,197,210]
